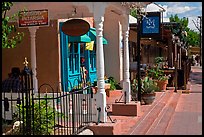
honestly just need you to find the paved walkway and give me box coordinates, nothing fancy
[128,66,202,135]
[164,66,202,135]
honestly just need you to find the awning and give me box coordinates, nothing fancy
[68,34,91,43]
[88,28,108,45]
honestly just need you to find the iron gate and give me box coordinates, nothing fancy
[1,65,95,135]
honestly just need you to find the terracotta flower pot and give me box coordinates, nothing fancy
[156,80,168,91]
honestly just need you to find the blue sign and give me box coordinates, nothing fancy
[141,12,161,39]
[142,16,160,34]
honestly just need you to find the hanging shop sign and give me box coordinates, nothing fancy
[19,9,48,28]
[141,12,161,39]
[61,19,90,36]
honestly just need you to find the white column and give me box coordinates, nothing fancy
[93,3,107,123]
[122,16,131,103]
[29,26,39,93]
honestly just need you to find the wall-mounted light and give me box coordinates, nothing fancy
[71,7,77,16]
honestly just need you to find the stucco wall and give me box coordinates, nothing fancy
[2,23,31,81]
[2,20,60,91]
[35,20,59,89]
[103,10,121,83]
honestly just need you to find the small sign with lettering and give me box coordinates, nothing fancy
[19,9,48,27]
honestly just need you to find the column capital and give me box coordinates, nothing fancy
[29,27,39,39]
[94,17,104,37]
[28,26,39,34]
[93,3,106,22]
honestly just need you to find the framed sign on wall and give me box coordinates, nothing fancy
[19,9,48,28]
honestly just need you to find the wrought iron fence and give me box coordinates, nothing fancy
[1,65,95,135]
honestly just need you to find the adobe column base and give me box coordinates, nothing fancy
[87,121,122,135]
[112,101,141,116]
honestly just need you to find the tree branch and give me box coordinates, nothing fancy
[192,19,200,31]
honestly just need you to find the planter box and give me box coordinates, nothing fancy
[105,90,123,97]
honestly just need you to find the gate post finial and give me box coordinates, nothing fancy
[23,57,29,67]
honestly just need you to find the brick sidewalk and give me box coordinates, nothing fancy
[127,66,202,135]
[164,66,202,135]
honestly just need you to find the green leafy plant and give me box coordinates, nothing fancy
[154,56,164,65]
[147,57,170,81]
[141,76,159,94]
[15,95,66,135]
[131,76,159,95]
[148,67,169,81]
[131,78,139,94]
[131,78,139,101]
[108,76,122,90]
[2,2,25,48]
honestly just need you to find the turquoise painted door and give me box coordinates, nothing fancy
[59,22,97,92]
[60,22,80,91]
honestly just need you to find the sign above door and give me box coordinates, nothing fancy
[61,19,90,36]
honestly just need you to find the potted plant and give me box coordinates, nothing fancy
[107,76,122,90]
[147,57,170,91]
[105,76,122,97]
[131,76,159,104]
[156,75,169,91]
[140,76,159,105]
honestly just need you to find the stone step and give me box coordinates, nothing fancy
[128,90,174,135]
[145,92,181,135]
